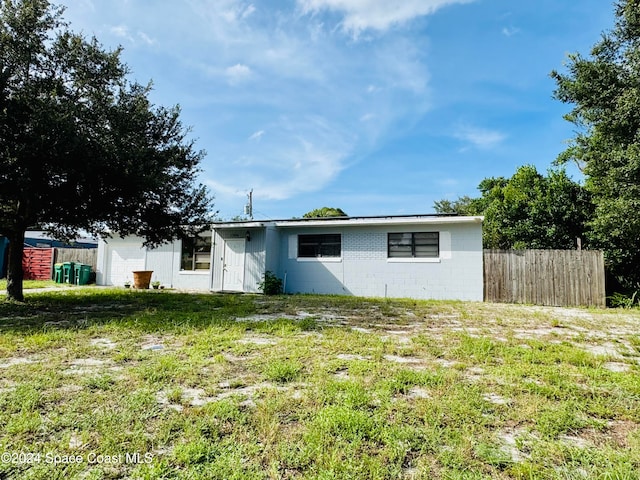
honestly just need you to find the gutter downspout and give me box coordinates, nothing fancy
[170,241,176,289]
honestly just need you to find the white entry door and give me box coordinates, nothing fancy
[223,239,245,291]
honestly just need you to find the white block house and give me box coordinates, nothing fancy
[97,214,484,301]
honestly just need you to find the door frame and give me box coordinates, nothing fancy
[221,238,246,292]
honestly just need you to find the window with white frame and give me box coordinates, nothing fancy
[181,235,212,270]
[298,234,341,258]
[388,232,439,258]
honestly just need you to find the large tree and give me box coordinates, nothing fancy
[302,207,348,218]
[551,0,640,290]
[0,0,214,301]
[434,166,593,250]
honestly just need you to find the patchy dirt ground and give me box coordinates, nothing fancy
[1,292,639,479]
[241,301,640,366]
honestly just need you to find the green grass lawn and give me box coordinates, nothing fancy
[0,289,639,479]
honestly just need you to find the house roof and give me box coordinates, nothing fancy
[212,214,483,229]
[24,230,98,246]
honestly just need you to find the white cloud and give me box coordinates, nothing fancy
[109,25,155,46]
[297,0,475,36]
[76,0,95,11]
[206,116,352,203]
[137,31,155,45]
[109,25,132,41]
[207,145,346,201]
[261,143,346,200]
[454,125,506,149]
[375,39,430,93]
[248,130,265,141]
[241,4,256,19]
[501,26,520,37]
[64,0,451,212]
[190,0,255,25]
[225,63,252,85]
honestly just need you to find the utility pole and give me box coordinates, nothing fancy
[244,189,253,219]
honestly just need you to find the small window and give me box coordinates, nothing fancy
[181,235,212,270]
[388,232,439,258]
[298,234,341,258]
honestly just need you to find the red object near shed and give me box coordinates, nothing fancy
[22,248,54,280]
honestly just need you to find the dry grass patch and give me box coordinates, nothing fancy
[0,290,639,478]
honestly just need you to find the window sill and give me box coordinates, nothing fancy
[297,257,342,263]
[387,258,441,263]
[179,270,210,275]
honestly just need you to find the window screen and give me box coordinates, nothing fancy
[298,234,341,258]
[181,235,212,270]
[388,232,439,258]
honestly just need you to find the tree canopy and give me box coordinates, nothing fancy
[0,0,214,301]
[551,0,640,289]
[302,207,348,218]
[434,166,593,250]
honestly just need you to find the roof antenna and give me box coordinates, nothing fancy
[243,189,253,219]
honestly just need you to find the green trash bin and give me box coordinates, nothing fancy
[79,264,92,285]
[62,262,74,283]
[74,263,92,285]
[73,263,81,285]
[54,264,63,283]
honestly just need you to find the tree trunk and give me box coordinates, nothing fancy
[5,230,25,302]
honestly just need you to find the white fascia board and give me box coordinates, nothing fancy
[212,222,269,229]
[273,216,484,228]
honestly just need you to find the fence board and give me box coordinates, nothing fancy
[23,248,54,280]
[53,248,97,272]
[484,249,606,308]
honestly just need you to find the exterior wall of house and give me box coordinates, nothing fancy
[145,243,176,286]
[98,235,212,290]
[210,230,225,291]
[211,227,265,293]
[172,266,211,290]
[146,241,211,291]
[277,227,348,296]
[244,229,266,293]
[97,236,146,287]
[276,222,483,301]
[97,218,483,301]
[265,226,280,277]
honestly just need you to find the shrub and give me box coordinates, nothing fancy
[258,271,283,295]
[608,291,639,308]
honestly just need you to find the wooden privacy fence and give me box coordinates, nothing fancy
[22,248,54,281]
[53,248,97,271]
[484,249,606,307]
[21,247,97,280]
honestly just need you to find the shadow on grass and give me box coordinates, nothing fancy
[0,289,260,333]
[0,288,456,335]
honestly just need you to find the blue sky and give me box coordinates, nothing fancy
[63,0,615,220]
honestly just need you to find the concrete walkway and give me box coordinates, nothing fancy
[0,285,103,296]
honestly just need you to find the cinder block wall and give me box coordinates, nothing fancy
[278,223,483,301]
[98,236,212,290]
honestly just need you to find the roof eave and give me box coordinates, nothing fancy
[274,216,483,228]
